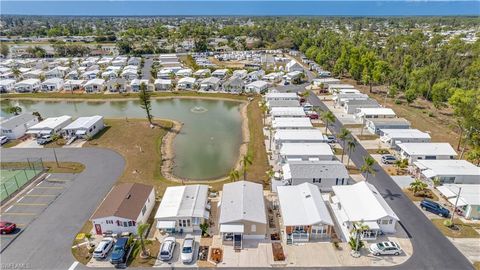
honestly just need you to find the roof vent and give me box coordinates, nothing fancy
[126,194,131,199]
[305,194,311,199]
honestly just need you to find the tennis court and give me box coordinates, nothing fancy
[0,169,41,202]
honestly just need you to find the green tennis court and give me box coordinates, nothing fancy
[0,169,40,202]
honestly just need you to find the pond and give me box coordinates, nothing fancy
[0,98,244,180]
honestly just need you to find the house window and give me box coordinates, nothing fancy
[128,221,133,227]
[182,220,187,227]
[381,220,389,225]
[192,217,200,225]
[141,205,146,216]
[251,224,256,232]
[106,220,113,224]
[123,221,128,227]
[187,219,191,227]
[389,219,393,224]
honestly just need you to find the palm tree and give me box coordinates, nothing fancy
[229,169,240,182]
[360,156,377,182]
[409,179,428,194]
[241,154,253,180]
[321,111,335,134]
[260,101,269,125]
[337,128,351,162]
[350,221,370,254]
[11,67,21,79]
[7,106,22,115]
[137,222,150,257]
[346,139,357,167]
[268,126,274,152]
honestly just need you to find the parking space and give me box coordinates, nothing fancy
[153,233,201,268]
[0,173,77,252]
[12,138,43,148]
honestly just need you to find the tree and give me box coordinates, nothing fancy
[321,111,335,134]
[32,111,43,121]
[360,156,376,182]
[349,221,369,254]
[361,51,377,93]
[337,128,351,163]
[137,223,150,257]
[0,43,9,57]
[229,169,240,182]
[346,139,357,167]
[409,179,428,194]
[404,88,417,105]
[373,60,392,87]
[241,154,253,180]
[138,83,153,124]
[199,222,209,237]
[7,106,22,115]
[449,89,480,152]
[259,101,269,125]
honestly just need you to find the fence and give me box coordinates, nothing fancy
[0,158,45,202]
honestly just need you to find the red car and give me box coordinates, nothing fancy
[308,113,319,119]
[0,221,16,234]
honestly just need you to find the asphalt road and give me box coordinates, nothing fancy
[0,148,125,270]
[142,57,153,80]
[307,92,474,270]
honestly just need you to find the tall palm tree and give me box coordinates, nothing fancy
[241,154,253,180]
[229,169,240,182]
[346,139,357,167]
[137,223,150,257]
[260,101,269,125]
[350,221,370,253]
[360,156,377,182]
[321,111,335,134]
[337,128,351,162]
[268,126,274,152]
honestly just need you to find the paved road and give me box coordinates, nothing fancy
[307,92,474,270]
[142,56,154,80]
[0,148,125,270]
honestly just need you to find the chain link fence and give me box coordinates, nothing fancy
[0,158,44,202]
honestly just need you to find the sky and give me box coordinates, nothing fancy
[1,1,479,16]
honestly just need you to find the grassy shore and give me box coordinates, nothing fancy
[0,91,250,101]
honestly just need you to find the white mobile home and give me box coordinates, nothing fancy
[178,77,197,90]
[106,78,127,93]
[64,80,85,92]
[267,99,301,108]
[62,115,104,139]
[176,68,193,77]
[285,60,303,73]
[270,107,306,119]
[366,118,411,135]
[333,93,369,107]
[312,78,340,88]
[437,184,480,220]
[343,99,380,114]
[397,143,457,163]
[281,161,349,192]
[272,117,313,130]
[328,84,355,94]
[84,78,105,92]
[155,185,210,233]
[223,76,244,93]
[154,79,172,91]
[245,80,268,94]
[355,108,396,120]
[41,78,64,92]
[412,160,480,184]
[211,69,228,79]
[280,143,334,163]
[130,79,150,92]
[273,129,328,149]
[27,115,73,137]
[277,183,334,244]
[200,77,221,91]
[380,129,431,148]
[14,79,41,92]
[0,79,16,93]
[0,114,39,139]
[90,183,155,235]
[218,181,267,249]
[193,69,210,78]
[330,181,400,241]
[265,92,299,102]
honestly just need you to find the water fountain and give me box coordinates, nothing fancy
[190,106,208,113]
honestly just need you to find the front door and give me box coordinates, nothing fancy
[95,224,102,235]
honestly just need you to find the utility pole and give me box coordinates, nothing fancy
[450,187,462,225]
[53,148,59,167]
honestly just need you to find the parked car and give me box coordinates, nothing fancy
[381,155,397,164]
[37,135,53,145]
[420,199,450,217]
[0,136,9,145]
[93,237,114,259]
[306,111,319,119]
[110,237,129,265]
[181,235,195,264]
[0,221,16,234]
[326,135,336,143]
[369,241,402,256]
[159,236,176,261]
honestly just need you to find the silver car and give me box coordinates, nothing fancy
[369,241,402,256]
[159,236,176,261]
[181,235,195,264]
[93,237,114,259]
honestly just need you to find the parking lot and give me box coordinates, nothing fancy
[0,173,77,252]
[153,233,201,268]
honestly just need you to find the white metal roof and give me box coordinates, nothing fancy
[28,115,72,130]
[272,117,313,129]
[280,143,333,157]
[0,79,16,86]
[271,107,306,117]
[0,114,37,130]
[155,185,209,219]
[332,181,399,222]
[265,92,298,99]
[274,129,327,142]
[84,78,105,86]
[63,116,103,130]
[357,108,396,116]
[16,79,40,85]
[283,160,349,179]
[219,181,266,224]
[246,80,268,88]
[413,160,479,177]
[381,129,431,140]
[398,143,457,156]
[178,77,196,84]
[439,184,480,206]
[154,79,172,84]
[42,78,64,84]
[329,84,355,89]
[277,183,333,226]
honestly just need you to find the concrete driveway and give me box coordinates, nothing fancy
[13,138,43,148]
[0,148,125,270]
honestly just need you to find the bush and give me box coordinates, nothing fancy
[428,112,435,117]
[414,189,434,199]
[443,219,453,227]
[348,237,364,251]
[394,99,402,105]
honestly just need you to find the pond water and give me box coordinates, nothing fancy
[0,98,244,180]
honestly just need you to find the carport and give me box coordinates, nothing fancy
[156,220,176,233]
[220,224,244,249]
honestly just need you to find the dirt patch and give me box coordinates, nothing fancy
[128,240,160,267]
[431,219,480,238]
[403,188,439,202]
[272,242,286,261]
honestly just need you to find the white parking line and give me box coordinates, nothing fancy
[4,205,13,212]
[67,261,79,270]
[35,181,43,187]
[17,197,24,203]
[26,189,33,195]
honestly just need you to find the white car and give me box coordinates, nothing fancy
[159,236,176,261]
[369,241,402,256]
[37,135,53,145]
[181,235,195,264]
[93,237,114,259]
[0,136,9,145]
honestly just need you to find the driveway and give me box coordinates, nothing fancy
[0,148,125,270]
[307,92,474,270]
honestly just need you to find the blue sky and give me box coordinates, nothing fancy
[1,1,479,16]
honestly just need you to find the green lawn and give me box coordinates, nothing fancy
[431,218,480,238]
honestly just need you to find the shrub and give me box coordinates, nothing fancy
[443,220,453,227]
[348,236,364,251]
[394,99,402,105]
[428,112,435,117]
